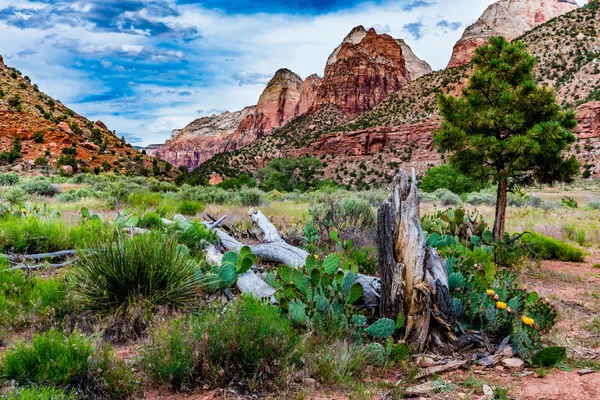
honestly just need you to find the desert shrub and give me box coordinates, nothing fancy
[172,222,218,255]
[3,187,27,205]
[4,386,76,400]
[526,196,544,208]
[0,172,20,186]
[418,191,439,203]
[140,317,197,389]
[0,329,135,398]
[0,268,67,331]
[138,212,163,230]
[55,189,93,203]
[309,195,376,246]
[420,164,486,194]
[141,296,300,389]
[306,340,367,385]
[508,193,528,207]
[521,232,585,262]
[466,192,496,206]
[20,177,55,196]
[178,200,204,216]
[126,190,163,210]
[433,188,462,206]
[588,201,600,210]
[237,187,264,206]
[178,185,232,204]
[33,131,45,143]
[71,232,203,315]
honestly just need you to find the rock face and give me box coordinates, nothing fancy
[447,0,578,68]
[295,74,322,118]
[154,107,254,169]
[226,69,304,151]
[311,26,412,116]
[396,39,433,80]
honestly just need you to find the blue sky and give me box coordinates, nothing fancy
[0,0,586,146]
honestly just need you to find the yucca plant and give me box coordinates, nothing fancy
[71,231,203,315]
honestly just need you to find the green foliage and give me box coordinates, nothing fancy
[0,329,135,398]
[434,36,580,239]
[0,172,20,186]
[0,269,67,331]
[4,386,76,400]
[237,187,264,206]
[273,251,396,340]
[531,346,567,367]
[177,200,204,216]
[21,177,55,196]
[306,340,368,385]
[420,164,487,194]
[202,246,255,291]
[71,231,203,315]
[141,296,299,389]
[521,232,584,262]
[172,222,218,255]
[138,212,163,230]
[256,157,323,192]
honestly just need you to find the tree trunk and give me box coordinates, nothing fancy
[377,168,457,353]
[492,179,508,242]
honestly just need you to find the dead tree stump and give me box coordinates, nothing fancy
[377,168,456,352]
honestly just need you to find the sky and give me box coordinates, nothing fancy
[0,0,588,146]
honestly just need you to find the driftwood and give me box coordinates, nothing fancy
[0,250,77,262]
[5,259,76,272]
[168,211,381,306]
[377,169,456,352]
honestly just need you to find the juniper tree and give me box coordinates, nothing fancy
[434,36,579,241]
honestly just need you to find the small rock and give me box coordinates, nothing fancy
[302,378,317,387]
[61,165,74,176]
[501,357,525,371]
[482,384,494,400]
[495,365,505,371]
[457,393,467,399]
[478,356,495,367]
[473,370,487,375]
[520,371,534,377]
[417,356,437,368]
[578,368,595,376]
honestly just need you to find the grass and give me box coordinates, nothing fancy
[585,316,600,334]
[71,231,203,315]
[141,295,300,390]
[0,268,68,331]
[0,329,135,398]
[521,231,585,262]
[306,340,368,385]
[593,264,600,269]
[4,386,76,400]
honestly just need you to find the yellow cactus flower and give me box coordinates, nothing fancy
[21,208,26,214]
[314,255,319,260]
[486,290,495,296]
[522,316,535,326]
[496,301,507,310]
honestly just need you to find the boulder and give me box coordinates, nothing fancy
[501,357,525,371]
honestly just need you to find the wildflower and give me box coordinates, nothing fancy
[496,301,507,310]
[486,289,495,296]
[21,208,26,214]
[314,255,319,260]
[494,294,500,301]
[507,306,513,314]
[522,316,535,326]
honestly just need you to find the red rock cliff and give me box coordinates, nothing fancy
[310,27,412,116]
[447,0,578,68]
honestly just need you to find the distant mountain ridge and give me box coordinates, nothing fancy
[191,1,600,186]
[155,26,432,170]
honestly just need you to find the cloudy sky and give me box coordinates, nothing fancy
[0,0,587,146]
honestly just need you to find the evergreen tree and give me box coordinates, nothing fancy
[434,36,579,240]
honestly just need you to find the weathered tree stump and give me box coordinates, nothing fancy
[377,168,456,352]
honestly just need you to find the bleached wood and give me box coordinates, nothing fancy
[378,168,456,352]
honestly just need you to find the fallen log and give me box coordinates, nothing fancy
[378,168,457,352]
[1,250,77,262]
[5,259,77,272]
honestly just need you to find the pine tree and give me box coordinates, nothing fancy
[434,36,579,241]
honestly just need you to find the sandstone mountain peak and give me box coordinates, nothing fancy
[312,27,412,116]
[447,0,579,68]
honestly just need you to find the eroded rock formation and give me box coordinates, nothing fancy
[311,26,412,116]
[447,0,578,68]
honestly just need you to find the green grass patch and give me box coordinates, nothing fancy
[177,200,204,216]
[4,386,76,400]
[0,329,135,398]
[521,231,585,262]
